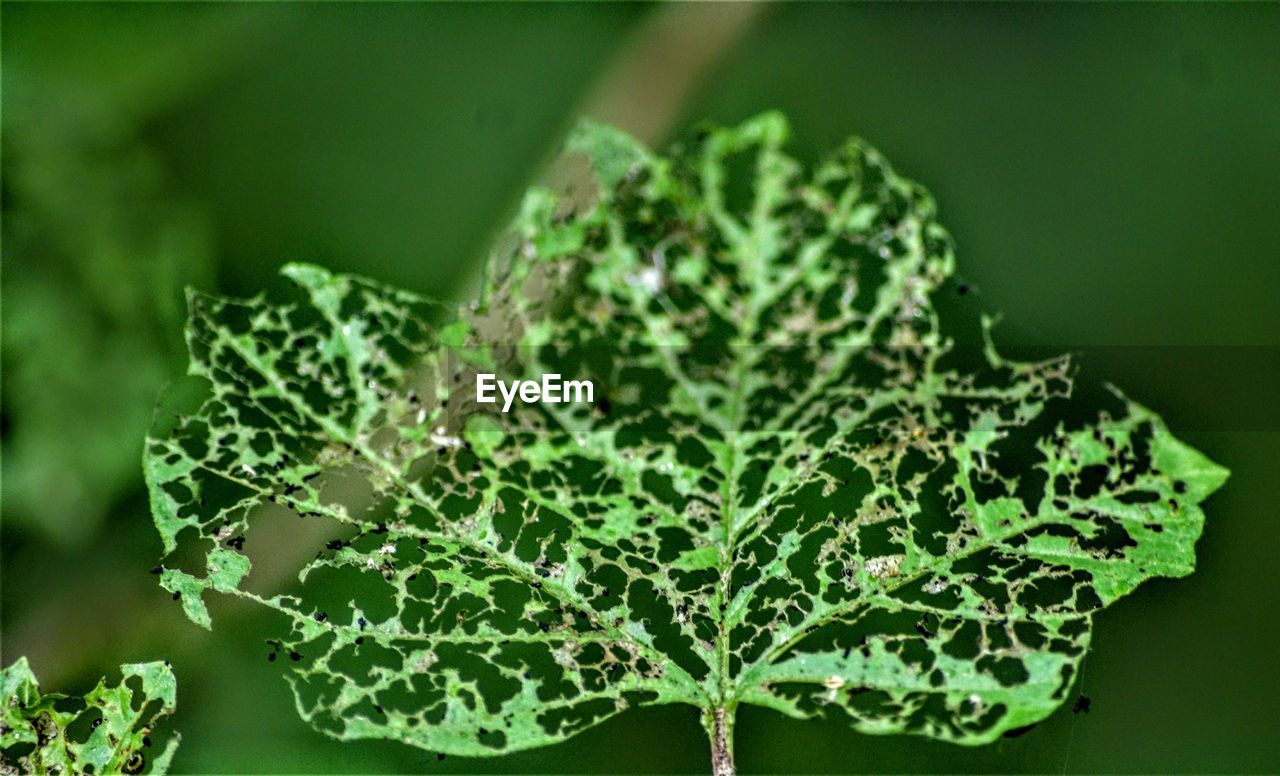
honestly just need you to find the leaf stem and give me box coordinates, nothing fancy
[704,704,736,776]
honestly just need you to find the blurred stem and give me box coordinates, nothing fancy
[576,2,765,143]
[467,2,767,304]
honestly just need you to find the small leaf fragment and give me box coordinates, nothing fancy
[0,658,179,774]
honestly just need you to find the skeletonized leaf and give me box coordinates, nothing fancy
[0,658,179,775]
[145,114,1226,762]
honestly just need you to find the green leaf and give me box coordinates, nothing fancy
[0,658,179,775]
[145,113,1227,770]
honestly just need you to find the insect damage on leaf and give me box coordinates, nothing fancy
[0,658,179,775]
[144,113,1227,768]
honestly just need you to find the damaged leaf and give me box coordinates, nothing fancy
[144,113,1226,771]
[0,658,179,775]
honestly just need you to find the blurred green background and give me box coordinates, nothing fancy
[3,3,1278,772]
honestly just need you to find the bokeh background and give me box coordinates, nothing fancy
[3,3,1279,773]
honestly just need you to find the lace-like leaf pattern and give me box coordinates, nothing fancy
[0,658,179,775]
[145,114,1226,765]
